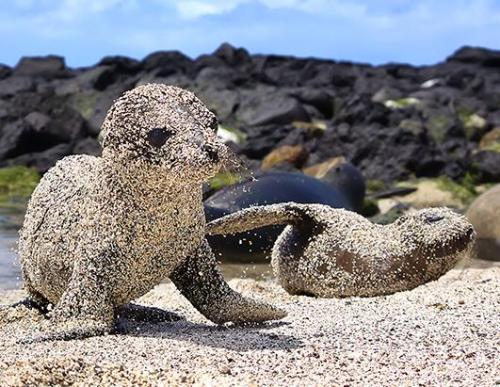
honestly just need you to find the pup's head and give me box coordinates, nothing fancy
[100,84,230,182]
[394,207,475,258]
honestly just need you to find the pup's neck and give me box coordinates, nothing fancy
[103,157,200,203]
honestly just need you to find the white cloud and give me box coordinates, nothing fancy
[174,0,247,19]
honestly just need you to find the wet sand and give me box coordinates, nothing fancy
[0,267,499,386]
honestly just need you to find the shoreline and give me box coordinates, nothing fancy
[1,268,499,386]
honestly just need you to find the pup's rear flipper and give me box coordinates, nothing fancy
[206,202,306,236]
[0,297,49,326]
[171,240,286,324]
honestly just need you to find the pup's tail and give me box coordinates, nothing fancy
[206,202,309,235]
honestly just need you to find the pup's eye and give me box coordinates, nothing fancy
[147,128,173,148]
[208,115,218,132]
[425,214,444,223]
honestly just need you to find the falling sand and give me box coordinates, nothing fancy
[1,267,499,386]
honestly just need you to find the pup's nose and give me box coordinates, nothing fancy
[203,144,219,162]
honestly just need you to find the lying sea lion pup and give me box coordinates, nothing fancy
[12,84,285,341]
[207,203,475,297]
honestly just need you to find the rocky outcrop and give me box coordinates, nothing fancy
[0,44,500,184]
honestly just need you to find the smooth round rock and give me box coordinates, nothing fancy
[466,184,500,261]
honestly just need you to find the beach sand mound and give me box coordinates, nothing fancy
[1,268,499,386]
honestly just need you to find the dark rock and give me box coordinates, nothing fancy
[0,76,35,96]
[487,111,500,127]
[141,51,193,74]
[0,64,11,80]
[78,65,118,91]
[237,92,309,126]
[13,55,67,78]
[0,120,32,159]
[74,137,102,156]
[239,124,295,159]
[213,43,251,66]
[0,111,82,163]
[195,86,239,122]
[0,44,499,186]
[448,46,500,67]
[196,66,247,89]
[97,56,142,74]
[472,151,500,182]
[24,111,51,131]
[68,83,131,135]
[292,88,335,118]
[2,143,73,173]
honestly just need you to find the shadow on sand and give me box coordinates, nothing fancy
[114,305,301,352]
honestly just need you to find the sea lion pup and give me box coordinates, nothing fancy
[14,84,285,341]
[207,203,475,297]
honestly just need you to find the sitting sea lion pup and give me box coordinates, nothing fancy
[207,203,475,297]
[15,84,285,341]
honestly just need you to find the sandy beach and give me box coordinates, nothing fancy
[0,267,499,386]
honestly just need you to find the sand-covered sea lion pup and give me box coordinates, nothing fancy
[10,84,285,341]
[207,203,475,297]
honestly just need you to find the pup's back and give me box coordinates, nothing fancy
[19,154,103,302]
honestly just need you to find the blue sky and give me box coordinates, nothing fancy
[1,0,500,67]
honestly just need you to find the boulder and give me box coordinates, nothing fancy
[141,51,193,74]
[213,43,251,66]
[479,128,500,151]
[0,76,35,96]
[371,87,403,104]
[385,179,467,209]
[292,88,335,118]
[24,111,51,131]
[13,55,67,78]
[74,65,118,91]
[237,92,309,126]
[447,46,500,67]
[0,120,32,159]
[2,143,73,173]
[471,151,500,182]
[466,184,500,261]
[261,145,308,170]
[68,83,129,135]
[0,64,11,80]
[97,56,142,74]
[195,87,239,122]
[73,137,102,156]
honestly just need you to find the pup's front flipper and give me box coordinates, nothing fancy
[170,240,287,324]
[20,257,114,343]
[115,303,184,323]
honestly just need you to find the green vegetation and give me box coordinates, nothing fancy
[426,115,452,143]
[457,110,487,139]
[483,142,500,153]
[365,179,386,194]
[0,166,40,209]
[360,198,379,217]
[208,171,243,191]
[70,91,98,121]
[435,174,478,205]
